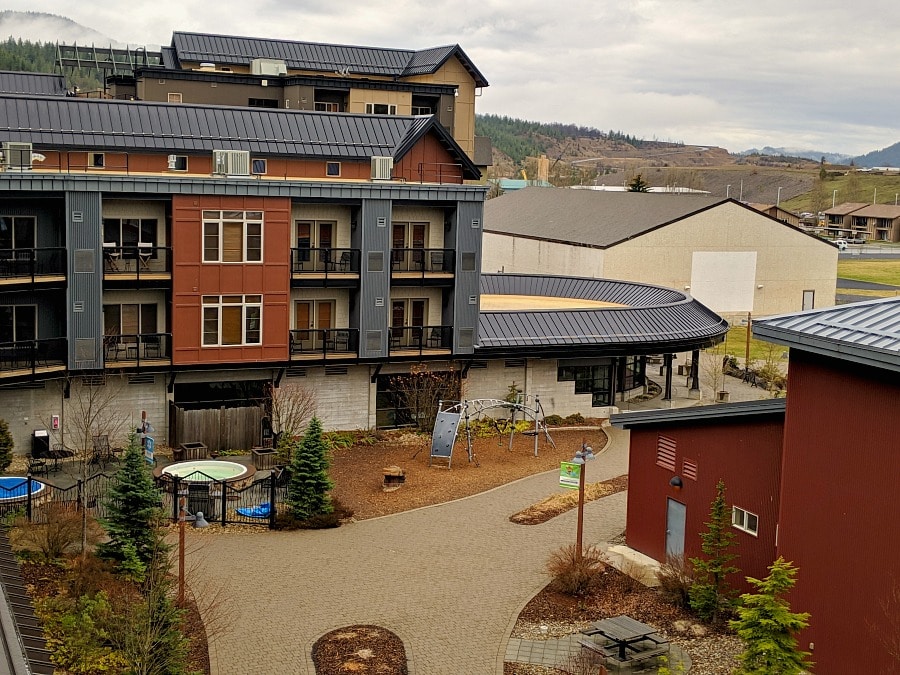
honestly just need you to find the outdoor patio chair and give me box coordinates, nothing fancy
[337,251,352,271]
[26,454,48,477]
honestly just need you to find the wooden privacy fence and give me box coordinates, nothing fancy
[172,404,264,453]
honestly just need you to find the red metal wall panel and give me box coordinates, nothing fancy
[394,134,463,183]
[625,417,784,593]
[777,349,900,674]
[171,194,290,365]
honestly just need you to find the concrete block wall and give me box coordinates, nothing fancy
[283,365,372,430]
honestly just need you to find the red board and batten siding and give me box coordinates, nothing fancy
[171,195,290,365]
[625,417,784,593]
[777,349,900,675]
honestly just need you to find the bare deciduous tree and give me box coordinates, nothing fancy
[389,363,460,432]
[267,381,317,441]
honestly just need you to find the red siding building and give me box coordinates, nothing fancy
[613,297,900,674]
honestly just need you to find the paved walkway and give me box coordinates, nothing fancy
[188,361,769,674]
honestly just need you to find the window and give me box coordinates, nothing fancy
[102,218,157,253]
[103,303,157,337]
[202,295,262,346]
[169,155,188,171]
[89,153,105,168]
[411,106,432,115]
[326,162,341,177]
[315,102,340,112]
[0,216,36,250]
[365,103,397,115]
[251,159,267,175]
[167,93,183,103]
[0,305,36,343]
[732,507,759,536]
[248,98,278,108]
[202,211,263,263]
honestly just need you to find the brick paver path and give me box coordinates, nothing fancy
[189,429,630,675]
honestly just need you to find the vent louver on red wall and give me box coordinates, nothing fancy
[656,434,676,470]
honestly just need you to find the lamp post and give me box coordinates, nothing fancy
[573,442,595,561]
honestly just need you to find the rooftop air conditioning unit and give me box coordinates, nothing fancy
[251,58,287,76]
[212,149,250,177]
[2,142,33,170]
[371,156,394,181]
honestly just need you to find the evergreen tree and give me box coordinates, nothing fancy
[689,480,739,624]
[628,173,651,192]
[286,417,334,520]
[0,417,13,473]
[98,431,162,569]
[730,557,813,675]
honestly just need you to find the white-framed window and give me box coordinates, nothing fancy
[202,295,262,346]
[326,161,341,177]
[89,152,105,168]
[202,210,263,263]
[732,506,759,536]
[411,106,432,115]
[168,92,183,103]
[169,155,188,171]
[251,159,267,175]
[365,103,397,115]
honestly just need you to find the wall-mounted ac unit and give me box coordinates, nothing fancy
[251,58,287,76]
[212,150,250,177]
[371,156,394,181]
[2,142,33,170]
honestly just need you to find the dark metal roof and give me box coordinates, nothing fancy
[610,398,786,428]
[0,70,67,96]
[477,274,729,357]
[753,297,900,373]
[484,188,835,250]
[0,94,480,177]
[170,32,489,88]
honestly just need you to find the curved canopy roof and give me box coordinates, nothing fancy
[477,274,728,357]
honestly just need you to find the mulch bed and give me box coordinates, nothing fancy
[509,475,629,525]
[312,625,408,675]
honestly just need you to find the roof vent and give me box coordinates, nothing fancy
[371,156,394,181]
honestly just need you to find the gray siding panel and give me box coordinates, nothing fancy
[359,199,392,357]
[450,201,483,354]
[66,191,103,370]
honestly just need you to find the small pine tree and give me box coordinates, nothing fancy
[730,557,813,675]
[627,173,651,192]
[97,431,163,568]
[286,417,334,520]
[0,417,13,473]
[690,479,739,624]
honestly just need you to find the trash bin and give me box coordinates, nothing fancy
[32,429,50,456]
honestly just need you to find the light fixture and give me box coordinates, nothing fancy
[669,476,683,489]
[684,285,691,290]
[757,284,764,289]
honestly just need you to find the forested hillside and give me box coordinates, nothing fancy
[0,37,102,90]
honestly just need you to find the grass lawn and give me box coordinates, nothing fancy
[711,324,787,364]
[837,259,900,287]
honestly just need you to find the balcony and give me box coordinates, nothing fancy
[102,245,171,284]
[389,325,452,356]
[289,328,359,360]
[0,337,67,379]
[390,248,454,285]
[291,248,360,287]
[0,248,66,286]
[103,333,171,367]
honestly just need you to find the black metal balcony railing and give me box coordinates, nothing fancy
[416,162,463,184]
[390,248,454,274]
[0,337,66,375]
[0,248,66,281]
[103,333,171,365]
[102,246,171,278]
[289,328,359,357]
[291,248,360,275]
[389,325,452,353]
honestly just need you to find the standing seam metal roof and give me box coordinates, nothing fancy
[752,297,900,372]
[170,32,489,87]
[0,70,68,96]
[0,94,480,176]
[477,274,728,353]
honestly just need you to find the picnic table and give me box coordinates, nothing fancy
[581,614,668,662]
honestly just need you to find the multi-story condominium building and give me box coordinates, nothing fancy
[58,31,493,170]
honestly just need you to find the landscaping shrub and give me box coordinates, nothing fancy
[10,503,102,562]
[286,417,334,520]
[657,555,694,610]
[545,543,607,596]
[543,414,565,426]
[275,498,354,530]
[323,430,355,450]
[564,412,585,425]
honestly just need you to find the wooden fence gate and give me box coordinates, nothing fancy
[171,403,264,453]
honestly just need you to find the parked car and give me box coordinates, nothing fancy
[846,236,867,244]
[834,239,848,251]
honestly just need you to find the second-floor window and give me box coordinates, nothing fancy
[103,218,157,249]
[103,303,157,337]
[0,305,36,342]
[202,295,262,346]
[202,211,263,263]
[0,216,36,250]
[366,103,397,115]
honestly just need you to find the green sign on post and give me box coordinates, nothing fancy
[560,461,581,489]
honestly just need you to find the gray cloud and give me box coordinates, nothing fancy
[5,0,899,154]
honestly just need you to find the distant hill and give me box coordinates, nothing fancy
[0,10,112,45]
[740,146,852,164]
[853,142,900,168]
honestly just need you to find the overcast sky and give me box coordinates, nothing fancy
[5,1,899,156]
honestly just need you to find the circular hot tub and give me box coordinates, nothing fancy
[0,476,48,503]
[154,460,255,487]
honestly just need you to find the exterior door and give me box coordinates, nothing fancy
[410,299,425,345]
[665,498,686,560]
[802,290,815,311]
[296,301,333,349]
[392,224,406,268]
[391,301,405,345]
